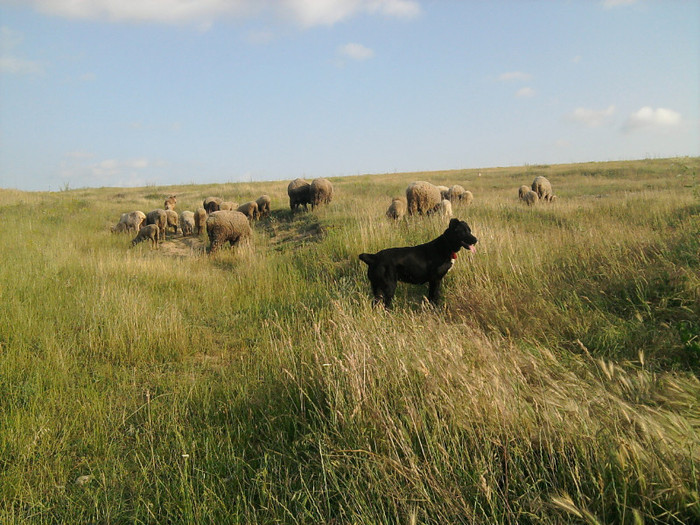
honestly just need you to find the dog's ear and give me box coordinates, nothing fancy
[449,218,460,228]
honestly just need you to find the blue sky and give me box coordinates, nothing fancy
[1,0,698,191]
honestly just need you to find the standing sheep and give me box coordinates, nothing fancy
[447,185,472,204]
[111,211,146,233]
[146,209,167,240]
[386,197,407,221]
[288,178,312,211]
[194,208,207,235]
[164,195,177,210]
[310,178,334,209]
[237,201,259,220]
[518,185,530,200]
[406,181,442,216]
[436,185,450,200]
[256,195,272,218]
[219,201,237,211]
[206,210,252,253]
[523,190,539,206]
[180,211,195,236]
[164,209,179,235]
[203,197,223,214]
[131,224,159,249]
[531,176,554,202]
[438,199,453,219]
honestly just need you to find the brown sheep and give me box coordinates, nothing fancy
[206,210,252,253]
[111,211,146,233]
[237,201,259,220]
[386,197,407,221]
[164,195,177,210]
[131,224,159,248]
[406,181,442,215]
[523,190,539,206]
[145,209,167,240]
[288,178,312,211]
[310,178,333,209]
[164,209,179,234]
[194,208,207,235]
[518,185,530,200]
[203,197,223,214]
[256,195,271,217]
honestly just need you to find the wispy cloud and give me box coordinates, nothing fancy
[567,105,616,127]
[499,71,532,82]
[515,87,535,98]
[20,0,421,27]
[338,42,375,61]
[0,26,43,75]
[623,106,681,132]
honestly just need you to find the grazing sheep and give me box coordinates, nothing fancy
[146,209,167,240]
[256,195,272,218]
[406,181,442,216]
[237,201,259,220]
[531,176,554,202]
[194,208,207,235]
[447,184,471,203]
[180,211,195,236]
[438,199,453,219]
[131,223,159,248]
[164,209,179,234]
[436,185,450,200]
[164,195,177,210]
[219,201,238,211]
[203,197,223,214]
[386,197,407,221]
[462,190,474,206]
[310,178,334,209]
[523,190,539,206]
[518,185,530,200]
[206,210,252,253]
[288,178,312,211]
[111,211,146,233]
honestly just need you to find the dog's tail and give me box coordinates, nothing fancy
[358,253,376,265]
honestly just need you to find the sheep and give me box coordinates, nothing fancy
[518,185,530,200]
[531,176,554,202]
[462,190,474,206]
[288,178,312,211]
[386,197,407,221]
[447,184,473,204]
[310,178,334,209]
[145,209,167,240]
[219,201,238,211]
[111,211,146,233]
[406,181,442,216]
[523,190,539,206]
[180,211,195,236]
[438,199,453,219]
[237,201,259,220]
[164,209,179,234]
[131,223,159,249]
[203,197,223,214]
[256,195,272,218]
[194,208,207,235]
[164,195,177,210]
[436,185,450,200]
[206,210,252,253]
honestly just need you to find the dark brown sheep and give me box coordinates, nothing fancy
[206,210,252,253]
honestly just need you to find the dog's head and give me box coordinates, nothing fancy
[445,218,478,253]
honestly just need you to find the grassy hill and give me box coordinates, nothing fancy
[1,157,698,523]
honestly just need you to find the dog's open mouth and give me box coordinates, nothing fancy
[462,242,476,253]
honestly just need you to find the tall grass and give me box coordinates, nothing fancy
[1,158,698,523]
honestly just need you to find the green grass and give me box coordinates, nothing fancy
[1,157,699,523]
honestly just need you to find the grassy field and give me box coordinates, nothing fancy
[1,157,698,524]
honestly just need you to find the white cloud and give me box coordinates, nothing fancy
[338,42,374,61]
[567,105,616,127]
[623,106,681,132]
[499,71,532,82]
[602,0,638,9]
[19,0,421,27]
[0,26,44,75]
[515,87,535,98]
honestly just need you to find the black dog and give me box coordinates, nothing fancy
[359,218,478,308]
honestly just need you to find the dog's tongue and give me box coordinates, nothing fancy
[468,245,476,253]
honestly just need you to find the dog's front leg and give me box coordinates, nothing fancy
[428,279,442,304]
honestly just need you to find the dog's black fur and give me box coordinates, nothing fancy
[359,218,478,308]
